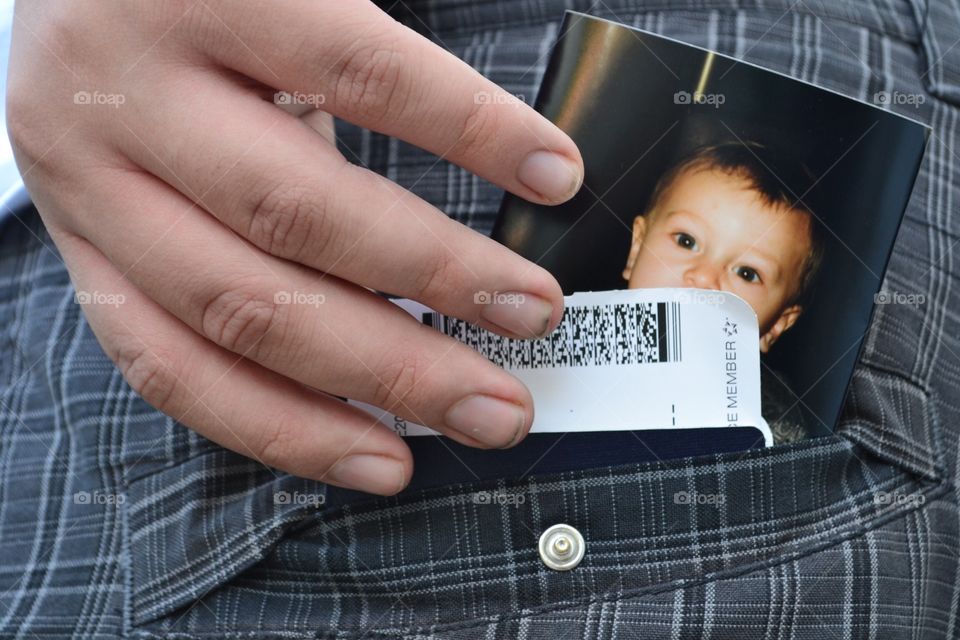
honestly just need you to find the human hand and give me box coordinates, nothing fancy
[7,1,582,495]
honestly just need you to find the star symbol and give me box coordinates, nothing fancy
[723,319,738,337]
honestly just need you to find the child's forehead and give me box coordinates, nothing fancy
[661,167,809,221]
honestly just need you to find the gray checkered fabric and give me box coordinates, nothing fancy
[2,0,959,637]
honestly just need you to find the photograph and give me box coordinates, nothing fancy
[493,12,928,444]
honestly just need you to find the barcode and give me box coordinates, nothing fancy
[422,302,681,369]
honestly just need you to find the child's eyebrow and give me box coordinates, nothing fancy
[661,208,705,225]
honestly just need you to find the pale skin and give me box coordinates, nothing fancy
[623,167,814,353]
[6,1,585,495]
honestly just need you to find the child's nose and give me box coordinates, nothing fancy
[684,263,722,290]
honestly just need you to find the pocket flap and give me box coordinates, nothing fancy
[908,0,960,105]
[126,451,327,626]
[837,363,944,482]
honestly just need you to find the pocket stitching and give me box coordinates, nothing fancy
[125,470,949,638]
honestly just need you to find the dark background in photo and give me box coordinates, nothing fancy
[492,12,928,436]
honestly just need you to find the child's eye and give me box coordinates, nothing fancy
[674,233,697,250]
[735,266,761,283]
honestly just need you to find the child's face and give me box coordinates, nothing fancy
[622,167,813,352]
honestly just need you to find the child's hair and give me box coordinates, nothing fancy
[645,141,826,307]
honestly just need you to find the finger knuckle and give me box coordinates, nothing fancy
[333,43,409,125]
[410,249,459,302]
[178,1,230,47]
[6,94,60,174]
[371,352,428,413]
[200,283,284,357]
[28,8,88,64]
[247,180,327,259]
[450,98,501,160]
[251,410,301,469]
[115,344,179,411]
[6,98,38,162]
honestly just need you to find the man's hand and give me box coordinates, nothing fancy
[6,1,583,495]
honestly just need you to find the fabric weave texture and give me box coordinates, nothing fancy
[1,0,958,637]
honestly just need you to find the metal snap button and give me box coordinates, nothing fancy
[538,523,585,571]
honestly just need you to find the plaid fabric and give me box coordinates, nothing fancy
[1,0,959,637]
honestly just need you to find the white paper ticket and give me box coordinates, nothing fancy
[350,288,772,446]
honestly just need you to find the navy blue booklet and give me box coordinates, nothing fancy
[324,426,766,508]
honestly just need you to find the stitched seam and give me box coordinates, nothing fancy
[125,475,949,638]
[837,361,946,481]
[315,436,847,523]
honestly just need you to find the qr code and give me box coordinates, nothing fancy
[422,302,681,369]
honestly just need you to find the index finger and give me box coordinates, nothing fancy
[190,0,584,204]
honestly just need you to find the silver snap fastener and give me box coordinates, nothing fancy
[538,523,585,571]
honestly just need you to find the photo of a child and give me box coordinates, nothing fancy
[491,14,927,445]
[621,142,826,442]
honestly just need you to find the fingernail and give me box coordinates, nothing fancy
[517,150,583,202]
[329,454,407,495]
[479,291,555,338]
[444,393,528,448]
